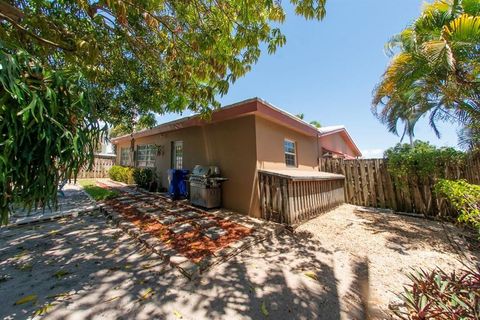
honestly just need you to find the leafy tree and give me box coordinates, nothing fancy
[0,0,328,224]
[295,113,321,128]
[0,47,104,224]
[110,113,157,138]
[373,0,480,149]
[1,0,327,124]
[295,113,305,120]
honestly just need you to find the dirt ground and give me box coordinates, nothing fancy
[0,205,477,319]
[296,204,479,317]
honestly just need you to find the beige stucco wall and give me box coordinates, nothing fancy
[114,115,258,215]
[113,114,328,218]
[250,115,322,217]
[255,115,320,171]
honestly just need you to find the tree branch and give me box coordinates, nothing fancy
[0,12,74,51]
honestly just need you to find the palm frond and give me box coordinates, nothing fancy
[444,14,480,43]
[421,40,456,71]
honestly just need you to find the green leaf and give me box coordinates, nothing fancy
[33,303,55,316]
[139,287,154,300]
[304,271,319,281]
[173,310,183,318]
[14,294,37,305]
[261,301,269,317]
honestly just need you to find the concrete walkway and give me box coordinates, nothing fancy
[8,184,96,226]
[0,212,346,320]
[1,200,476,319]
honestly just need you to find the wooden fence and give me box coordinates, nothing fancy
[319,157,480,217]
[77,154,116,179]
[258,171,345,225]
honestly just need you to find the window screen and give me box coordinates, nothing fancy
[136,145,156,167]
[120,147,130,166]
[173,141,183,169]
[284,139,297,167]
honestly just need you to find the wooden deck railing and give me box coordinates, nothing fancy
[258,171,345,225]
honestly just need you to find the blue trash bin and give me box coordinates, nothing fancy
[168,169,189,199]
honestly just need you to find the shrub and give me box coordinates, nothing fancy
[391,267,480,319]
[133,168,156,191]
[384,141,465,181]
[108,165,134,184]
[108,165,122,181]
[436,179,480,235]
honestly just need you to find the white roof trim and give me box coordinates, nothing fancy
[318,125,345,134]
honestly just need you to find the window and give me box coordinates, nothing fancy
[120,147,130,166]
[284,139,297,167]
[136,144,156,167]
[172,141,183,169]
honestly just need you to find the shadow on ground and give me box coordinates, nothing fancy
[0,211,373,320]
[356,207,480,259]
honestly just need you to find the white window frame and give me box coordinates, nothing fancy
[120,147,130,166]
[284,139,297,167]
[136,144,156,168]
[172,141,183,169]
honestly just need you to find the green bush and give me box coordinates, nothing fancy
[384,141,465,181]
[133,168,156,190]
[391,267,480,319]
[108,165,134,184]
[108,166,121,181]
[435,179,480,234]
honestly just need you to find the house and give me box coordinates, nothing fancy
[111,98,361,223]
[318,125,361,159]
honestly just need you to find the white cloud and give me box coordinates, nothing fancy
[361,149,384,159]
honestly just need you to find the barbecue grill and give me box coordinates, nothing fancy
[189,165,228,209]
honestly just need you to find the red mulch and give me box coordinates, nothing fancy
[98,184,252,263]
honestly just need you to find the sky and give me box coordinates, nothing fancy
[157,0,460,158]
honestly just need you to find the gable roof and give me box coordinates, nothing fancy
[111,97,321,143]
[318,125,362,157]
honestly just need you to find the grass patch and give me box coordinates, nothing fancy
[78,180,118,201]
[77,179,97,187]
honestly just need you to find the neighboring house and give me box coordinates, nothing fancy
[111,98,361,219]
[318,125,362,159]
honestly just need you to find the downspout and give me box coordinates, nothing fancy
[316,131,320,171]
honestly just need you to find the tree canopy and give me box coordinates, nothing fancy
[295,113,321,128]
[109,113,157,138]
[0,47,104,224]
[0,0,327,224]
[372,0,480,149]
[1,0,327,124]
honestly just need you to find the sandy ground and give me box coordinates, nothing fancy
[296,204,479,316]
[0,205,477,320]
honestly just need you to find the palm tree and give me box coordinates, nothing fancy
[373,0,480,147]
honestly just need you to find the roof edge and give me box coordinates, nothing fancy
[319,127,362,157]
[111,97,322,143]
